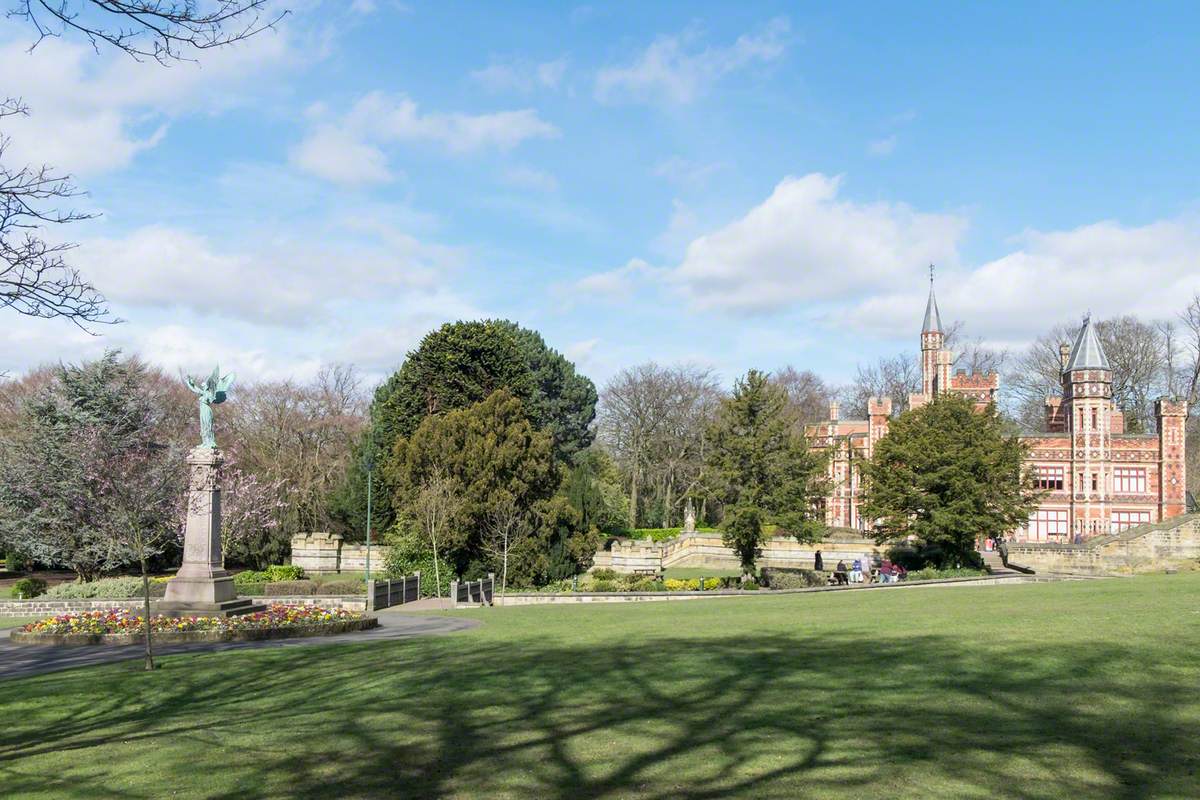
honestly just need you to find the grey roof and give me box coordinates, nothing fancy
[922,281,943,333]
[1063,316,1110,372]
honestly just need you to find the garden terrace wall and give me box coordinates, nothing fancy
[11,617,378,647]
[292,532,390,574]
[0,595,367,618]
[600,531,883,574]
[1006,514,1200,575]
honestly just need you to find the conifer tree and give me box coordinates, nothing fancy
[706,370,827,577]
[860,394,1040,567]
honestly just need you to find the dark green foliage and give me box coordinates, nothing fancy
[860,394,1041,568]
[13,577,47,598]
[590,568,617,581]
[705,370,828,575]
[497,322,598,462]
[383,529,454,598]
[761,568,825,589]
[338,320,597,535]
[563,447,628,536]
[389,389,560,576]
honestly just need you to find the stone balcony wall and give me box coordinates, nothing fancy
[291,532,391,574]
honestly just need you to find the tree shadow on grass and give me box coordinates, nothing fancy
[0,631,1196,799]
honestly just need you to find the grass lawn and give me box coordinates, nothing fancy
[2,575,1198,798]
[0,617,35,630]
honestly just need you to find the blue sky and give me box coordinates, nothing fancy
[2,1,1198,390]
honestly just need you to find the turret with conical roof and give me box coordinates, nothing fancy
[920,266,948,398]
[1063,314,1110,373]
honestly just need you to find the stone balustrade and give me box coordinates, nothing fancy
[1006,513,1200,575]
[597,531,884,574]
[291,532,391,574]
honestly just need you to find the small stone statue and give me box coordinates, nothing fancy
[183,366,234,449]
[683,501,696,533]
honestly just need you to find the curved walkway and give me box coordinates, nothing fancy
[0,609,479,681]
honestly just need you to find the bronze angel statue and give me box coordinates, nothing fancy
[183,366,235,448]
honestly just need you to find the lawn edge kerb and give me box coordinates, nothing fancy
[9,616,379,647]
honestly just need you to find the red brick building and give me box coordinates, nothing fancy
[806,280,1188,541]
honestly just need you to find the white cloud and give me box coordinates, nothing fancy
[571,258,659,299]
[595,17,790,104]
[500,165,559,192]
[291,92,559,184]
[867,135,897,157]
[289,126,395,185]
[653,156,726,187]
[471,58,568,92]
[564,338,600,365]
[652,199,700,257]
[0,23,291,175]
[844,217,1200,340]
[663,173,965,312]
[74,223,465,326]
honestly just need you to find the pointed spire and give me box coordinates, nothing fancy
[922,264,943,334]
[1063,313,1110,372]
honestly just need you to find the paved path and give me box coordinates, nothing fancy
[0,609,479,681]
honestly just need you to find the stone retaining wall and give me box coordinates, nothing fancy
[1006,514,1200,575]
[600,531,883,574]
[291,532,390,574]
[0,595,367,618]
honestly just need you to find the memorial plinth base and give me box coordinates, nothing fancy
[154,597,267,618]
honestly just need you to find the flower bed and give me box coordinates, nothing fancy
[10,604,377,646]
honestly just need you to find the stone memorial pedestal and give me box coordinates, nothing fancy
[159,446,264,618]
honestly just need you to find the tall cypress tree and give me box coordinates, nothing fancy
[860,394,1040,567]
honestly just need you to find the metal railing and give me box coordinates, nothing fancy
[450,573,494,607]
[366,572,420,611]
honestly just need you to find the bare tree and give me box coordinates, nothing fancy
[482,495,528,597]
[771,366,832,430]
[11,1,286,64]
[840,353,921,418]
[1,2,287,328]
[414,468,461,600]
[598,363,722,528]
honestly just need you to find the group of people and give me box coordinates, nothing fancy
[814,550,907,587]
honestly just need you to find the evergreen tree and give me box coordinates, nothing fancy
[386,389,561,576]
[860,394,1040,567]
[335,320,596,534]
[706,370,828,577]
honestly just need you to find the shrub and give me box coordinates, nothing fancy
[905,567,987,582]
[590,568,618,581]
[234,570,272,585]
[761,569,824,590]
[13,577,48,599]
[591,579,619,592]
[317,580,366,595]
[383,529,454,599]
[263,580,316,596]
[42,576,164,599]
[267,565,305,582]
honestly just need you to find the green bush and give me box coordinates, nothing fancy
[383,529,454,598]
[13,577,48,599]
[904,567,987,582]
[761,569,824,590]
[263,580,316,596]
[317,579,366,595]
[42,576,163,599]
[234,569,271,585]
[267,565,305,582]
[591,579,619,592]
[590,568,618,581]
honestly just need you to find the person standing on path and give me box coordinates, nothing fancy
[814,550,824,572]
